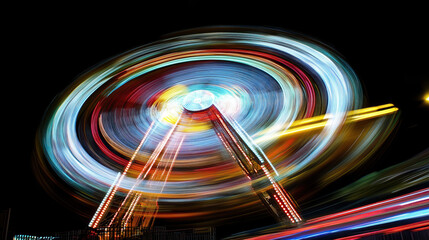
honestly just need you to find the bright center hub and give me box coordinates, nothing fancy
[182,90,215,112]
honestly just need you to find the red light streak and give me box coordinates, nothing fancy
[247,188,429,240]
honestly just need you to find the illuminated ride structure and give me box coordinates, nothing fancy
[35,28,410,240]
[88,90,303,231]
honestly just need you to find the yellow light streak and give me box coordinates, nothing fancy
[254,104,398,144]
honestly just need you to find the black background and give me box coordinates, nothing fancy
[3,2,429,238]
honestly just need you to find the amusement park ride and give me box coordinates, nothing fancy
[36,28,416,240]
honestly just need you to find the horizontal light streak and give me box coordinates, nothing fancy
[254,104,398,144]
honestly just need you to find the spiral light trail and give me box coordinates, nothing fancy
[35,27,400,227]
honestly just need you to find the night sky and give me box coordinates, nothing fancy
[3,2,429,238]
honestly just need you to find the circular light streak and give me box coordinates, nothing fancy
[35,27,397,221]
